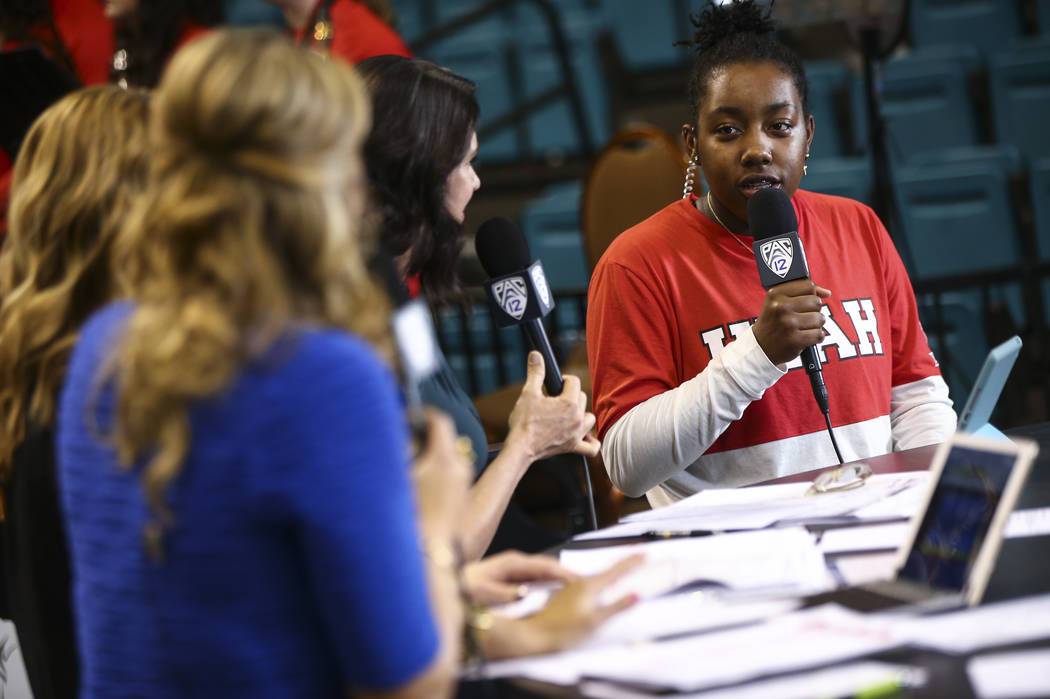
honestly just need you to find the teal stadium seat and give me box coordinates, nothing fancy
[1027,158,1050,324]
[513,4,610,160]
[598,0,684,70]
[804,61,850,159]
[437,304,528,395]
[224,0,286,26]
[851,46,981,161]
[894,155,1023,279]
[896,152,1028,400]
[802,157,872,205]
[391,0,423,42]
[519,181,588,293]
[909,0,1024,55]
[990,40,1050,161]
[905,145,1023,175]
[425,20,521,162]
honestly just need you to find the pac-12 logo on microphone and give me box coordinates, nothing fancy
[530,265,551,307]
[493,277,528,320]
[759,237,793,278]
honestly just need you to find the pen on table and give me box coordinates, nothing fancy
[642,529,716,539]
[565,528,748,547]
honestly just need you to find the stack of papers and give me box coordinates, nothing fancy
[560,528,832,602]
[817,506,1050,555]
[483,604,909,691]
[898,593,1050,654]
[580,661,926,699]
[575,472,929,542]
[481,593,1050,692]
[967,648,1050,699]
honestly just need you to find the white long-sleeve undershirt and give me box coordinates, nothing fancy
[601,326,956,505]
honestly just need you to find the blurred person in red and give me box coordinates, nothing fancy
[100,0,222,88]
[0,0,113,238]
[0,0,112,85]
[264,0,411,63]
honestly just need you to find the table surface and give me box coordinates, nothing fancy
[465,424,1050,699]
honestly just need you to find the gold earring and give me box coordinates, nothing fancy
[803,152,810,176]
[682,152,699,199]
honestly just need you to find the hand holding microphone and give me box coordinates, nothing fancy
[752,279,831,366]
[507,350,599,462]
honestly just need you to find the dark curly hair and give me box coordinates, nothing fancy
[356,55,479,308]
[685,0,809,121]
[0,0,76,76]
[111,0,225,88]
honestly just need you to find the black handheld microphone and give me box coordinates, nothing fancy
[475,217,564,397]
[746,187,830,417]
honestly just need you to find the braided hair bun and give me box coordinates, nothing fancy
[687,0,775,57]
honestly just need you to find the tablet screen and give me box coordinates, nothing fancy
[898,444,1016,591]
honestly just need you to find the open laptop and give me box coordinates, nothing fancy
[957,335,1022,440]
[804,431,1038,613]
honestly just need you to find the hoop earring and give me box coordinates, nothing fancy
[803,152,810,176]
[682,153,699,198]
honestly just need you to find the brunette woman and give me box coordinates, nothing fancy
[357,55,602,561]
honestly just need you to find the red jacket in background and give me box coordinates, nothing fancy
[296,0,412,64]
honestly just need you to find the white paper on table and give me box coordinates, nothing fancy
[483,604,909,691]
[819,522,911,554]
[573,595,798,652]
[899,593,1050,654]
[1004,506,1050,538]
[818,507,1050,556]
[966,648,1050,699]
[580,661,926,699]
[490,578,799,653]
[559,528,832,602]
[849,471,931,519]
[624,480,810,520]
[829,552,899,585]
[618,472,928,532]
[573,518,688,542]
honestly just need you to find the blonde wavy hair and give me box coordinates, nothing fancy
[0,85,150,476]
[109,29,389,531]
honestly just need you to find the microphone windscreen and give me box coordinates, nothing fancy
[747,187,798,241]
[475,216,531,277]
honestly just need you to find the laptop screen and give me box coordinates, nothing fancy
[898,444,1016,591]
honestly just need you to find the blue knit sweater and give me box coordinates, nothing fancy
[57,303,437,697]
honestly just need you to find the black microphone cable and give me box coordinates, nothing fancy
[823,407,844,465]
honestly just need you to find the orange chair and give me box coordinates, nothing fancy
[581,124,688,271]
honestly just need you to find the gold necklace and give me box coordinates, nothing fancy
[706,191,753,255]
